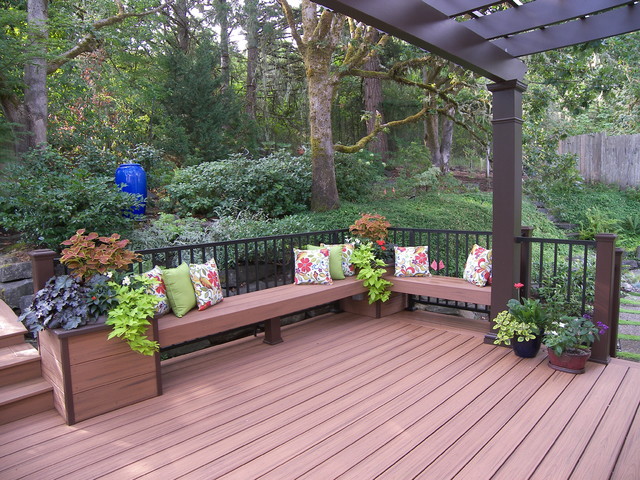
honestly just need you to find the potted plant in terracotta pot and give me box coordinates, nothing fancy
[493,283,547,358]
[543,314,608,373]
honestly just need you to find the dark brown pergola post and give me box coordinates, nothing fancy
[591,233,617,363]
[485,80,527,345]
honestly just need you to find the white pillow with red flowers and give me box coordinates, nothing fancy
[189,258,224,311]
[293,248,333,285]
[143,266,170,316]
[322,243,356,277]
[463,244,493,287]
[394,246,431,277]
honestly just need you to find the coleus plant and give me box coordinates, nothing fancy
[59,229,140,282]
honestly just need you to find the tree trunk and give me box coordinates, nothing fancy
[439,106,455,173]
[244,0,259,118]
[24,0,49,150]
[173,0,191,53]
[217,0,230,90]
[307,58,340,211]
[363,33,389,161]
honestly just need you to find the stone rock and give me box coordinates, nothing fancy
[0,261,32,283]
[0,279,34,309]
[622,260,639,269]
[19,294,34,314]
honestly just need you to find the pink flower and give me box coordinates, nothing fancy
[514,283,524,289]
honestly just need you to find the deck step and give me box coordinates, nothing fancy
[0,300,27,348]
[0,378,54,425]
[0,343,42,387]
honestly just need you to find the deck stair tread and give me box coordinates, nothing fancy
[0,378,53,407]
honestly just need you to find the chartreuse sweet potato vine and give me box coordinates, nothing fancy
[351,243,393,304]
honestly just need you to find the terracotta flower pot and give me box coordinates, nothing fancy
[547,347,591,374]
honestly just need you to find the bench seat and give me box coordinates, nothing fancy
[157,276,367,348]
[388,274,491,306]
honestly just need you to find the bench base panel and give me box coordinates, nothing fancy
[340,292,408,319]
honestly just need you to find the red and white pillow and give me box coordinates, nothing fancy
[463,244,492,287]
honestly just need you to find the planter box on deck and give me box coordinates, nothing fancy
[340,292,407,318]
[38,320,162,425]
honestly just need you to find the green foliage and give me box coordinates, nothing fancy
[543,315,607,356]
[350,243,393,304]
[536,253,596,318]
[164,151,312,217]
[540,182,640,250]
[60,229,140,282]
[493,311,538,346]
[577,207,618,240]
[334,151,385,201]
[18,275,95,334]
[106,275,160,356]
[0,146,139,250]
[158,42,257,163]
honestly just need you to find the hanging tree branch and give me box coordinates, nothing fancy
[47,2,167,74]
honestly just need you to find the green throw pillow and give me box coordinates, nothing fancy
[162,263,197,317]
[305,244,345,280]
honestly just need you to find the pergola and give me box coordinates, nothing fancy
[313,0,640,343]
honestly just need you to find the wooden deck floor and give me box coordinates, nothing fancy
[1,310,639,479]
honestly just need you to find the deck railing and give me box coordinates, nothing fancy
[30,227,621,362]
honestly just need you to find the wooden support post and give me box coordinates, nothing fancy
[591,233,617,363]
[520,226,534,299]
[29,249,56,294]
[485,80,527,345]
[610,248,623,358]
[263,317,283,345]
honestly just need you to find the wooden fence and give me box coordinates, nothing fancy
[558,133,640,187]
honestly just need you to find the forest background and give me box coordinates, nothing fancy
[2,0,640,253]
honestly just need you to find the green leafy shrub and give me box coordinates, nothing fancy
[163,151,312,218]
[334,151,385,201]
[0,146,139,250]
[577,207,618,240]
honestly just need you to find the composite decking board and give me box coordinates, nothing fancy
[394,309,489,337]
[161,313,392,384]
[252,336,484,480]
[413,359,562,479]
[295,345,510,480]
[569,367,640,479]
[611,392,640,480]
[111,329,466,479]
[196,335,479,480]
[0,316,396,467]
[0,313,638,480]
[18,322,435,479]
[453,365,595,480]
[264,348,545,480]
[527,362,629,479]
[1,319,421,478]
[327,349,518,480]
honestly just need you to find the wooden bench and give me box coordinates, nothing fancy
[156,276,368,348]
[388,274,492,306]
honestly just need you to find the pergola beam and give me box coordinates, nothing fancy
[424,0,502,17]
[312,0,527,82]
[466,0,633,40]
[493,4,640,57]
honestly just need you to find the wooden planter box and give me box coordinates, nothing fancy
[340,292,408,318]
[38,320,162,425]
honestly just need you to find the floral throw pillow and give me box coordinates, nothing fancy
[323,243,356,277]
[394,246,431,277]
[143,266,170,316]
[293,248,333,285]
[189,258,224,311]
[463,244,493,287]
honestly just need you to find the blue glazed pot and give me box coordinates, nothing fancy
[115,163,147,216]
